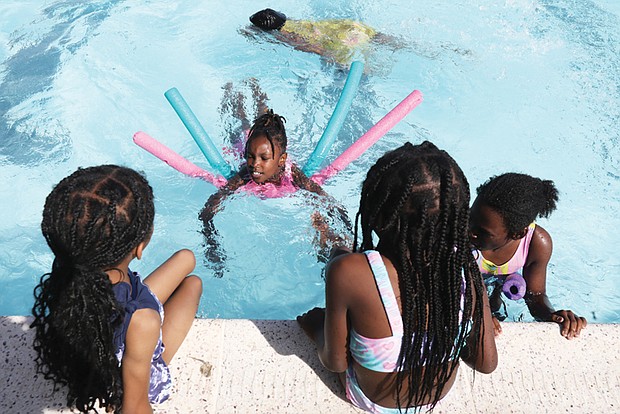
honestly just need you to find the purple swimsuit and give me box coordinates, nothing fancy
[112,270,172,404]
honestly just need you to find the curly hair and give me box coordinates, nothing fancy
[354,141,485,411]
[476,172,558,236]
[245,108,287,157]
[31,165,155,413]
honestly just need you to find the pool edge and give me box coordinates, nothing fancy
[1,316,618,413]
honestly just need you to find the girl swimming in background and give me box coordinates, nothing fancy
[469,172,587,339]
[247,8,404,66]
[298,141,497,413]
[31,165,203,413]
[200,86,351,276]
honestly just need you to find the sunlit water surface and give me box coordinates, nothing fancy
[0,0,618,321]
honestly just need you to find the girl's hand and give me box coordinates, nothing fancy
[551,310,587,339]
[296,307,325,342]
[491,316,502,337]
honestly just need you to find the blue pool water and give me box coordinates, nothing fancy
[1,0,619,321]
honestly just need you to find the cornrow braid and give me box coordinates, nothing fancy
[355,141,485,412]
[32,165,155,413]
[476,172,559,235]
[245,108,287,157]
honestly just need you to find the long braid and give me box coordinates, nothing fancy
[355,141,485,412]
[32,165,155,413]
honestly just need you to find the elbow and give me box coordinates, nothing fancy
[461,342,498,374]
[319,352,348,373]
[477,357,498,374]
[476,347,498,374]
[323,361,348,373]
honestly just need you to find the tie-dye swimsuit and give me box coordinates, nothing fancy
[346,251,467,413]
[346,250,406,413]
[113,270,172,404]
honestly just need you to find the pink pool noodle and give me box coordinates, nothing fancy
[133,131,227,188]
[310,90,423,185]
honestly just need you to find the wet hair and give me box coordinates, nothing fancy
[31,165,155,413]
[354,141,485,411]
[244,109,288,158]
[476,172,558,236]
[249,8,287,31]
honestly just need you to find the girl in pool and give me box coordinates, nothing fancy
[200,95,351,274]
[469,172,587,339]
[297,141,498,413]
[32,165,203,413]
[247,8,404,67]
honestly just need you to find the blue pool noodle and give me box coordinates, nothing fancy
[164,87,234,179]
[302,61,364,176]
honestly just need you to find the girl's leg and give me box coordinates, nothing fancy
[143,249,196,303]
[143,249,203,363]
[246,77,268,116]
[160,275,202,363]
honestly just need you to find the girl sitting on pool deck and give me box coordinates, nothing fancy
[469,172,587,339]
[31,165,202,413]
[298,141,497,413]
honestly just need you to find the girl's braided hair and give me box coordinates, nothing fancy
[354,141,485,411]
[31,165,155,413]
[245,109,287,157]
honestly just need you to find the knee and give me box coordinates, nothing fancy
[173,249,196,272]
[183,274,203,297]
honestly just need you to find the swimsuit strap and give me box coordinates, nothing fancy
[364,250,403,335]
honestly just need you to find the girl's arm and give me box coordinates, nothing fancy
[523,225,587,339]
[462,275,498,374]
[199,171,246,223]
[297,254,352,372]
[291,163,328,196]
[292,164,353,254]
[121,308,160,414]
[199,172,246,276]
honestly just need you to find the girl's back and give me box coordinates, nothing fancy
[299,141,498,413]
[329,251,462,408]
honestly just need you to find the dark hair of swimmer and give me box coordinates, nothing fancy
[245,109,288,157]
[475,173,558,236]
[249,8,287,31]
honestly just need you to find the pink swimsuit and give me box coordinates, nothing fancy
[239,160,298,198]
[476,223,536,276]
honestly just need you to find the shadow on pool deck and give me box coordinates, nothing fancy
[1,316,619,413]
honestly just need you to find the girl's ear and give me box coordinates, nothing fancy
[511,226,529,240]
[134,240,148,260]
[279,152,288,166]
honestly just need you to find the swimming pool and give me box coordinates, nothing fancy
[1,0,618,321]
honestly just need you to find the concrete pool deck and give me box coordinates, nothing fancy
[1,316,618,413]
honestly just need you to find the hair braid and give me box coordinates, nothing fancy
[32,165,155,413]
[355,141,485,412]
[245,109,288,157]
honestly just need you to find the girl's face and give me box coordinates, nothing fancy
[246,135,286,184]
[469,199,511,251]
